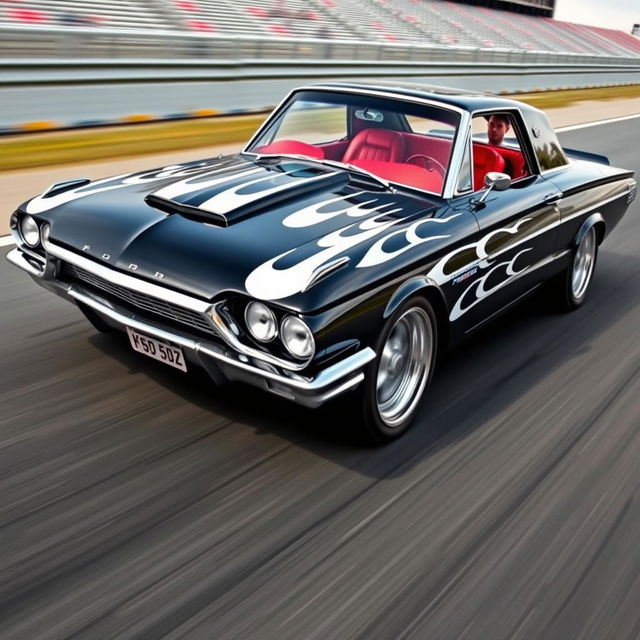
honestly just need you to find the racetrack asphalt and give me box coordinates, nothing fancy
[1,120,639,639]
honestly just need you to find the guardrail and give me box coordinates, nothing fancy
[1,24,640,67]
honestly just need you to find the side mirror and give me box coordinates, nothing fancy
[473,171,511,206]
[485,171,511,191]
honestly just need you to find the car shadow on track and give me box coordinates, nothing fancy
[88,249,640,479]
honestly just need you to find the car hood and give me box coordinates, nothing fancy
[25,154,442,309]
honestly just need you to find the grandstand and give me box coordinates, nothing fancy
[1,0,640,57]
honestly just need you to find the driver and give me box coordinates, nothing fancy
[487,114,510,146]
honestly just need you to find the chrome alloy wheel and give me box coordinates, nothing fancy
[571,226,597,300]
[376,307,434,428]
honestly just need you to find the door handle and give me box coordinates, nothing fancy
[543,192,563,205]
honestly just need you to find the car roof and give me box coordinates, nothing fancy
[304,81,542,116]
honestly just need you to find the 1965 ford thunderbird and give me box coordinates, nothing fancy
[7,82,636,442]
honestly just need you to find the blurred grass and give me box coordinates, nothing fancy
[511,84,640,109]
[0,114,267,171]
[2,84,640,172]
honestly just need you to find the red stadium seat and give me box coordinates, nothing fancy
[343,129,406,164]
[472,144,506,191]
[185,19,214,31]
[246,7,268,18]
[176,0,199,11]
[8,8,48,23]
[269,24,291,36]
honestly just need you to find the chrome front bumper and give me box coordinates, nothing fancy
[7,246,374,408]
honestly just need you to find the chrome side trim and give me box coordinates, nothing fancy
[464,283,543,334]
[67,286,374,403]
[45,241,211,313]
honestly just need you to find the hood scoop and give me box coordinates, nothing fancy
[145,162,348,227]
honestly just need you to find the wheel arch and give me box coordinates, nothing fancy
[575,212,606,246]
[383,277,450,352]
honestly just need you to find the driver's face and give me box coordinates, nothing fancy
[488,116,510,145]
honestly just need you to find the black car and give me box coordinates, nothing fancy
[7,82,636,442]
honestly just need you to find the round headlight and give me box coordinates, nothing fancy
[20,215,40,247]
[245,301,277,342]
[41,223,51,246]
[281,316,315,359]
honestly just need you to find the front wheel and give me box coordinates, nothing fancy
[357,297,438,444]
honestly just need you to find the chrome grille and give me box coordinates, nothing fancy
[61,262,214,335]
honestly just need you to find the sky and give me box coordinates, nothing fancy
[554,0,639,32]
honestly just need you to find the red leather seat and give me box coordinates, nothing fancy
[349,159,443,192]
[343,128,406,164]
[473,144,506,190]
[495,147,527,179]
[253,139,324,159]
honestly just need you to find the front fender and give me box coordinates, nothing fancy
[384,276,449,320]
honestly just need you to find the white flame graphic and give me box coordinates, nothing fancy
[427,217,532,286]
[25,159,235,214]
[357,213,460,268]
[245,211,403,300]
[449,248,532,321]
[283,192,392,228]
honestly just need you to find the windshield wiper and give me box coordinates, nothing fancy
[316,158,394,192]
[246,152,395,192]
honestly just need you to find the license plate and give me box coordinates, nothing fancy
[126,327,187,372]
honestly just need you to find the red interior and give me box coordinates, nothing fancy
[492,146,527,179]
[254,140,325,159]
[349,159,444,193]
[471,144,506,191]
[342,128,406,164]
[402,132,452,169]
[254,129,526,194]
[472,142,527,188]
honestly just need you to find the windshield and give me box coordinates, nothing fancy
[245,90,461,196]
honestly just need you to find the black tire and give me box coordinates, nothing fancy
[355,296,438,445]
[551,225,599,311]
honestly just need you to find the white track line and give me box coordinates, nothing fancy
[556,113,640,133]
[0,111,638,250]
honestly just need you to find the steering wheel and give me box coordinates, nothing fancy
[406,154,446,176]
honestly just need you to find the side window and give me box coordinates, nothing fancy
[405,115,456,138]
[526,110,568,171]
[470,112,530,191]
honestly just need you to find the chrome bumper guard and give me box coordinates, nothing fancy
[7,247,374,408]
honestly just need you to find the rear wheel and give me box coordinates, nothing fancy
[553,225,598,311]
[357,297,438,444]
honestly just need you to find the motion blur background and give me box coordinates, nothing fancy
[2,2,640,640]
[2,0,640,131]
